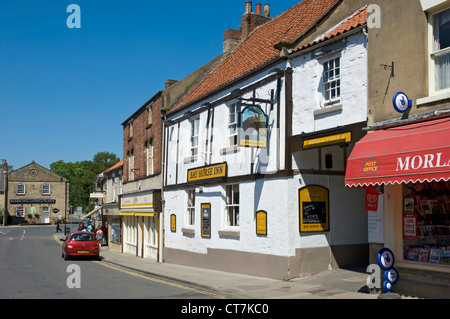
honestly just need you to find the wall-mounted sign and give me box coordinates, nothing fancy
[299,186,329,232]
[10,198,56,204]
[256,210,267,235]
[239,104,268,148]
[365,187,379,211]
[201,203,211,238]
[187,163,227,183]
[303,132,351,149]
[170,214,176,232]
[392,92,412,113]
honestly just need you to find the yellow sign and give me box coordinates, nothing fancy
[303,132,351,149]
[240,139,267,148]
[256,211,267,235]
[170,214,176,232]
[299,186,329,232]
[187,163,227,183]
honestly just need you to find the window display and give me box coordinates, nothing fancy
[403,181,450,266]
[110,216,122,244]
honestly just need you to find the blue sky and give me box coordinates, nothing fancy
[1,0,299,170]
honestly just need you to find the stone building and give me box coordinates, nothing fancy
[6,161,69,225]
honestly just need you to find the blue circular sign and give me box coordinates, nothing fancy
[384,268,399,284]
[393,92,410,113]
[383,280,393,292]
[377,248,395,270]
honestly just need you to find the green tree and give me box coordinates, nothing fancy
[50,152,120,212]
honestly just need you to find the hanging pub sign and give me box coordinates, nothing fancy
[299,185,329,232]
[201,203,211,238]
[238,104,268,148]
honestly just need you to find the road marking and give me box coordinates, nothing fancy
[95,261,225,299]
[53,234,225,299]
[21,230,25,240]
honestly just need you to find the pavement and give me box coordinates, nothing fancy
[55,232,414,299]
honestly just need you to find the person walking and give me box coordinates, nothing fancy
[56,218,62,233]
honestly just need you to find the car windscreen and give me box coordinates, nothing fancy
[70,233,96,241]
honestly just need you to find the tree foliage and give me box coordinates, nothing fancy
[50,152,120,212]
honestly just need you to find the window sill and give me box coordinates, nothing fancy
[314,104,343,116]
[416,91,450,106]
[218,229,240,238]
[181,227,195,234]
[183,155,198,163]
[220,145,239,155]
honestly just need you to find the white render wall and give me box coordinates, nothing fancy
[291,32,368,135]
[163,32,368,261]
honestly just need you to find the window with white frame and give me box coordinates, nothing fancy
[227,101,240,146]
[16,207,25,217]
[16,184,25,195]
[42,206,50,215]
[430,7,450,93]
[225,184,239,226]
[322,57,341,105]
[146,140,153,176]
[42,184,50,195]
[128,151,134,180]
[148,105,153,126]
[190,117,199,157]
[128,121,133,139]
[186,189,195,226]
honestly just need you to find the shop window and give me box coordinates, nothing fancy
[110,216,122,244]
[42,184,50,195]
[430,7,450,93]
[225,184,240,227]
[186,189,195,226]
[403,181,450,266]
[16,184,25,195]
[322,56,341,106]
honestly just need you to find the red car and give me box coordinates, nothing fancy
[62,231,100,260]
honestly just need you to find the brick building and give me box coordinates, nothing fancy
[120,90,164,260]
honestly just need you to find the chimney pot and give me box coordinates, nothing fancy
[256,4,261,15]
[263,4,270,17]
[245,1,252,14]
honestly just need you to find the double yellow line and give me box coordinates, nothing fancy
[54,234,225,299]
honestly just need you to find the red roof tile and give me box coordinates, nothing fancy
[295,6,367,51]
[172,0,341,112]
[104,159,123,173]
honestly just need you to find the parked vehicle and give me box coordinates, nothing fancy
[62,231,100,260]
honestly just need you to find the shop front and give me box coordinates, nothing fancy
[120,189,162,261]
[345,117,450,298]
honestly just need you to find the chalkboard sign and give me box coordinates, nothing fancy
[299,186,329,232]
[302,202,327,224]
[201,203,211,238]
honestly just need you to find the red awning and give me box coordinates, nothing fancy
[345,118,450,187]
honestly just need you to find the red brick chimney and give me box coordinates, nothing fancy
[241,2,271,39]
[223,2,271,53]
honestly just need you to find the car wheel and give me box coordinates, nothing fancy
[64,253,70,261]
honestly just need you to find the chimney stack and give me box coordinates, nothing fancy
[241,2,271,39]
